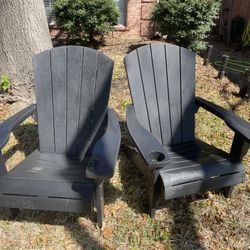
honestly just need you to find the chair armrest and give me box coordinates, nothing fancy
[0,104,36,150]
[126,104,171,169]
[196,97,250,143]
[86,108,121,179]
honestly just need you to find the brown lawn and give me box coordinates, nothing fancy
[0,38,249,250]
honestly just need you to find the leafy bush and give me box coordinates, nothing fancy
[153,0,220,51]
[0,74,11,92]
[54,0,119,45]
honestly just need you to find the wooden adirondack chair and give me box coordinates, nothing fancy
[0,46,121,228]
[124,43,249,217]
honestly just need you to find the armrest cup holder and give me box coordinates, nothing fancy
[149,151,166,162]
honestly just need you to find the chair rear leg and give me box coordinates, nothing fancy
[95,180,104,228]
[222,185,234,198]
[147,186,156,218]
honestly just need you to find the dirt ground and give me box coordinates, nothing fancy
[0,38,249,250]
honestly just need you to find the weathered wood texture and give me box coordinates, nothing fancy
[223,0,250,22]
[0,0,52,102]
[33,46,113,157]
[125,44,195,146]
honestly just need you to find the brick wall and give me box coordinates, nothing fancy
[112,0,157,38]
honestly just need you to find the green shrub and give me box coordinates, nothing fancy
[54,0,119,45]
[0,74,11,92]
[153,0,220,51]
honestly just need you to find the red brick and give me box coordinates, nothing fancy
[140,20,155,36]
[141,4,155,20]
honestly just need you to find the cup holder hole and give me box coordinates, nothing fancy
[149,151,165,162]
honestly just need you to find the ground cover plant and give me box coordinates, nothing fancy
[0,39,249,249]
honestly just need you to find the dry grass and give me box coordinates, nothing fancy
[0,38,249,250]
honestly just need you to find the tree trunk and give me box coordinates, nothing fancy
[0,0,52,103]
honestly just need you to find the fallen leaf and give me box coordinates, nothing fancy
[103,227,113,239]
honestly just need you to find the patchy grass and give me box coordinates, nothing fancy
[0,39,249,249]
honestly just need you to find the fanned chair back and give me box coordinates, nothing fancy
[33,46,113,158]
[125,44,196,146]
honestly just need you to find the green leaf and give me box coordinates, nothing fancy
[0,74,12,92]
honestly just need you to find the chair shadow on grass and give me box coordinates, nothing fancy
[119,121,206,249]
[1,123,122,249]
[3,122,205,249]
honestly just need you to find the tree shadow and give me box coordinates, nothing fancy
[6,124,39,158]
[119,150,206,249]
[120,120,206,249]
[167,197,206,250]
[0,207,105,249]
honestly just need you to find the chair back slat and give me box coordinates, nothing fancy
[125,44,195,146]
[33,46,113,157]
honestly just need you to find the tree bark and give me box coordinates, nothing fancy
[0,0,52,103]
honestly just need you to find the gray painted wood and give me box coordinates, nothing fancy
[125,43,248,216]
[0,46,118,227]
[180,47,196,142]
[0,195,92,213]
[165,44,182,144]
[0,153,7,177]
[51,47,67,153]
[32,46,114,156]
[3,152,91,183]
[78,48,98,159]
[125,44,196,146]
[66,46,83,155]
[163,172,245,200]
[137,45,162,143]
[91,53,113,144]
[151,45,172,145]
[33,50,55,152]
[0,178,93,199]
[125,49,150,131]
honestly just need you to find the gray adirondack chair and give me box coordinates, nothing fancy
[0,46,121,228]
[124,43,249,217]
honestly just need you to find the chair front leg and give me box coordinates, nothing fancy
[222,133,250,198]
[95,180,104,229]
[230,132,249,160]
